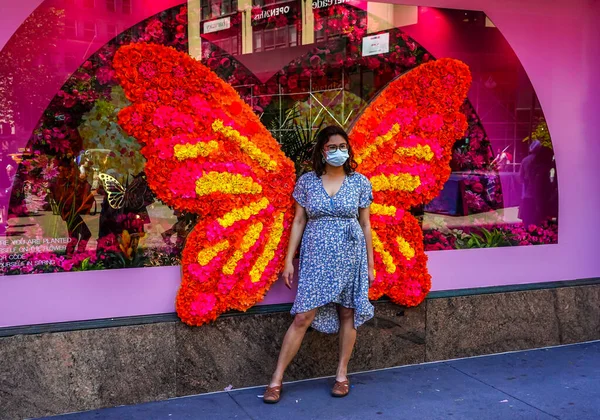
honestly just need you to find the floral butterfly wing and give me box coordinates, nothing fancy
[113,43,296,326]
[349,58,472,306]
[98,172,125,209]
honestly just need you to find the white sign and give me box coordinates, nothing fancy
[362,33,390,57]
[253,5,291,21]
[203,17,231,34]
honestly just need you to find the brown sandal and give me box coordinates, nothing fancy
[263,384,282,404]
[331,379,350,397]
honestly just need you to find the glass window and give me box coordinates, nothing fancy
[201,0,238,20]
[289,25,297,47]
[201,0,210,20]
[122,0,131,14]
[253,25,298,53]
[65,20,77,39]
[254,32,262,52]
[264,29,274,50]
[83,22,96,40]
[0,1,560,306]
[254,0,289,6]
[105,0,116,12]
[275,27,286,48]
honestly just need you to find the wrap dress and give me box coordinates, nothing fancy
[290,171,375,333]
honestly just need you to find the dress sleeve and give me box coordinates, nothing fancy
[292,173,308,207]
[358,175,374,208]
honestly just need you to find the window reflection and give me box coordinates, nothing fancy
[0,1,560,276]
[201,0,238,20]
[122,0,131,14]
[105,0,116,12]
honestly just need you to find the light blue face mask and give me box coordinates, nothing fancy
[325,149,349,167]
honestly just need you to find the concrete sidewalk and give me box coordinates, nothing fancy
[44,341,600,420]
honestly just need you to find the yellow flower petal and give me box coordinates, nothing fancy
[396,236,415,260]
[217,197,270,228]
[370,203,397,217]
[197,240,229,266]
[250,213,284,283]
[370,173,421,192]
[222,222,263,275]
[372,231,396,274]
[212,120,277,171]
[174,140,219,160]
[396,144,434,161]
[355,124,401,164]
[195,172,262,196]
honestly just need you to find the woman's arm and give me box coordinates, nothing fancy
[358,206,375,286]
[282,202,307,289]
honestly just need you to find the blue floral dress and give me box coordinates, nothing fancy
[290,171,375,334]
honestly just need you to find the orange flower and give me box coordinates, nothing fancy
[351,58,471,308]
[114,43,296,326]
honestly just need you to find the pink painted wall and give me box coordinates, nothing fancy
[1,0,599,327]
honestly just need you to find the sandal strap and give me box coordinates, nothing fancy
[332,380,350,394]
[264,385,282,399]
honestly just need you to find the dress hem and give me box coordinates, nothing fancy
[290,299,374,334]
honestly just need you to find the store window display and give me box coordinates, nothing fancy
[0,1,558,280]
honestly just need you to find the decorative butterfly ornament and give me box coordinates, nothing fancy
[98,172,153,211]
[113,43,471,326]
[98,173,127,209]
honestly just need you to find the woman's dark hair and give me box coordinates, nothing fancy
[312,125,358,176]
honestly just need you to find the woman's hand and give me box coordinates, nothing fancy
[368,266,375,287]
[282,260,295,289]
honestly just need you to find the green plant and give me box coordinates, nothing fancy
[523,118,552,149]
[453,227,515,249]
[269,102,324,176]
[72,257,105,271]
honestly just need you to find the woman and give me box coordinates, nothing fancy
[264,125,375,403]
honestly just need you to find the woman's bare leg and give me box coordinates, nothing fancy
[269,309,317,387]
[336,306,356,382]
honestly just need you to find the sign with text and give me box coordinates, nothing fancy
[311,0,357,10]
[361,32,390,56]
[203,17,231,34]
[253,4,292,22]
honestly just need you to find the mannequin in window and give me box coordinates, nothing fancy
[518,140,553,227]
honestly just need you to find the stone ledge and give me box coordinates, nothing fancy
[1,284,598,420]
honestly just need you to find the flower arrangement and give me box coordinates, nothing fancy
[349,58,471,307]
[423,219,558,251]
[113,43,296,325]
[112,41,470,318]
[1,250,100,275]
[313,3,368,42]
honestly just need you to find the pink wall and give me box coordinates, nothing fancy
[1,0,599,327]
